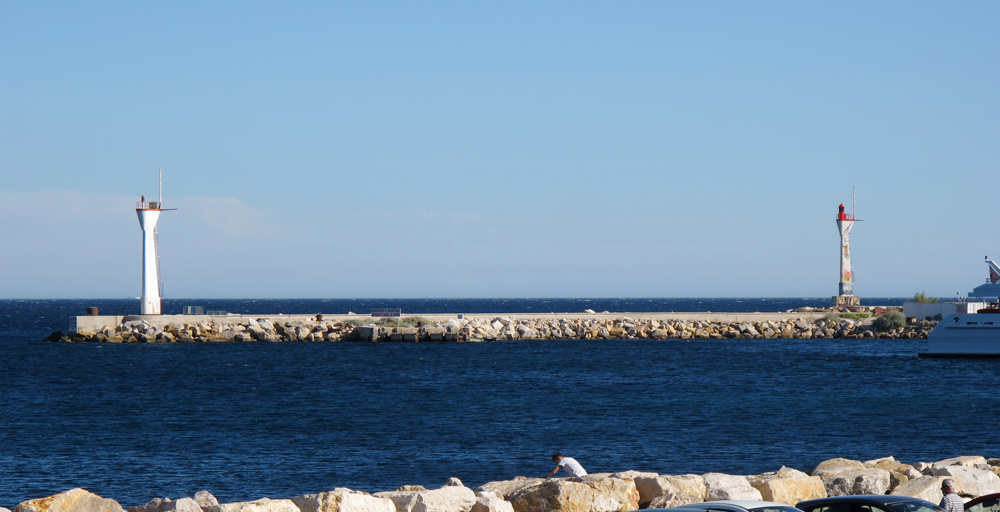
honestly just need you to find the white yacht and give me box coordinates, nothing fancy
[922,258,1000,357]
[922,308,1000,357]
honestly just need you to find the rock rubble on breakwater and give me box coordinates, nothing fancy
[50,308,934,343]
[7,455,1000,512]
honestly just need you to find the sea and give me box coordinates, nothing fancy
[2,298,998,509]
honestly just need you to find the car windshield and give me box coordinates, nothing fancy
[750,507,802,512]
[889,503,942,512]
[967,498,1000,512]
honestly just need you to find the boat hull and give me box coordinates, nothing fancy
[920,313,1000,357]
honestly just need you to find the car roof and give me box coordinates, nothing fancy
[703,501,798,509]
[645,502,801,512]
[965,493,1000,508]
[797,495,938,508]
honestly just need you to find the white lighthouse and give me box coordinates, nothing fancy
[136,168,172,315]
[833,194,861,307]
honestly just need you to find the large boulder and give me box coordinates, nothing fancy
[375,484,476,512]
[873,461,917,474]
[507,477,638,512]
[702,474,762,501]
[645,475,706,508]
[934,457,988,469]
[16,489,125,512]
[195,493,219,510]
[204,499,300,512]
[127,498,202,512]
[747,467,826,505]
[930,466,1000,497]
[469,493,514,512]
[476,479,545,500]
[812,462,891,496]
[292,490,396,512]
[812,459,865,475]
[608,472,660,506]
[892,476,948,503]
[864,457,896,468]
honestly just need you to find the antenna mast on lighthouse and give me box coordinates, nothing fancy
[833,187,861,307]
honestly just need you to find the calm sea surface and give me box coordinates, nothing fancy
[2,298,997,509]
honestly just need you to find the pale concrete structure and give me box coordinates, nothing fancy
[72,311,834,334]
[136,198,162,315]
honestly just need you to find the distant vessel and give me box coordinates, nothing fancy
[968,257,1000,302]
[922,258,1000,357]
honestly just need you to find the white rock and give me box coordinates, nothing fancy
[607,472,659,504]
[205,498,300,512]
[864,456,896,468]
[644,475,706,508]
[819,468,891,496]
[930,466,1000,497]
[702,473,762,501]
[195,492,220,509]
[892,476,949,503]
[127,498,203,512]
[475,479,545,500]
[469,494,513,512]
[292,489,395,512]
[375,485,476,512]
[747,467,827,506]
[15,489,125,512]
[934,456,988,469]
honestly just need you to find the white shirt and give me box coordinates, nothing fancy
[557,457,588,477]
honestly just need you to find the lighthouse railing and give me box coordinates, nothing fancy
[136,201,161,210]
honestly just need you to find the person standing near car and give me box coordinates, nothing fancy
[940,478,963,512]
[545,453,587,478]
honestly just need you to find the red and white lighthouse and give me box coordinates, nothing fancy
[833,192,861,307]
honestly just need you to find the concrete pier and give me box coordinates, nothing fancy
[72,311,832,334]
[55,306,928,343]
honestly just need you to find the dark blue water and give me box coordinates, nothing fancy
[3,298,997,510]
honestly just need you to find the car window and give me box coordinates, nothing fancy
[749,507,802,512]
[889,503,943,512]
[803,504,853,512]
[968,499,1000,512]
[859,505,889,512]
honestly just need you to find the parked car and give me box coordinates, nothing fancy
[965,493,1000,512]
[644,500,804,512]
[797,495,944,512]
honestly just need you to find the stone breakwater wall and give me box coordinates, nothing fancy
[7,455,1000,512]
[54,310,932,343]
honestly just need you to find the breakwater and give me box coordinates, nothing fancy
[7,455,1000,512]
[54,308,932,343]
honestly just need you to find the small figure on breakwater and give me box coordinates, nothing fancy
[940,479,963,512]
[545,452,587,478]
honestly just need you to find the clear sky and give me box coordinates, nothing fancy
[1,2,998,299]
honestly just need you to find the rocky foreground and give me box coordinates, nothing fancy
[6,455,1000,512]
[52,311,934,343]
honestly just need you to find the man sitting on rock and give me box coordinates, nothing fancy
[940,478,963,512]
[545,453,588,478]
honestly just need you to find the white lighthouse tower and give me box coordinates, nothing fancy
[136,168,172,315]
[833,191,861,307]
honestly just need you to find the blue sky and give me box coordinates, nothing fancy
[1,2,998,299]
